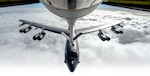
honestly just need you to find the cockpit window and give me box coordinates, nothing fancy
[67,51,77,60]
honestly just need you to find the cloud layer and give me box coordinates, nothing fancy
[0,3,150,67]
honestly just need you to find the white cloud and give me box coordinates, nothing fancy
[0,3,150,75]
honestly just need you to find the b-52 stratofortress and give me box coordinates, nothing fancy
[18,0,124,72]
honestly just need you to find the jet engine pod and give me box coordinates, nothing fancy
[33,32,46,41]
[40,0,103,18]
[97,30,110,41]
[111,26,123,34]
[19,26,32,33]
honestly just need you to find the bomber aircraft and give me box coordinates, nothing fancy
[18,0,124,72]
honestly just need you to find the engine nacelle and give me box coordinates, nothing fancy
[19,26,32,33]
[33,32,46,41]
[111,26,123,34]
[19,23,25,26]
[97,30,110,41]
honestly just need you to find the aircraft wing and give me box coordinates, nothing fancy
[75,20,124,34]
[19,20,69,34]
[72,20,124,40]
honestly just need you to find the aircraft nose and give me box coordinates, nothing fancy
[67,60,78,72]
[69,61,77,72]
[69,66,75,72]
